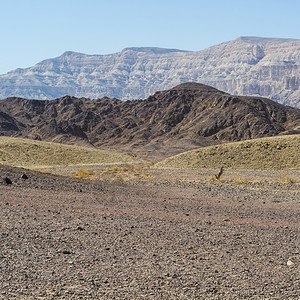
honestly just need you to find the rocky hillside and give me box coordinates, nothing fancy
[0,37,299,108]
[0,83,299,158]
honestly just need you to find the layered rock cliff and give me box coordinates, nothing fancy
[0,37,299,107]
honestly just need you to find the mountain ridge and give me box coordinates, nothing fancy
[0,82,299,159]
[0,36,300,107]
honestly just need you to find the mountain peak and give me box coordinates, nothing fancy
[122,47,187,54]
[237,36,298,45]
[60,51,84,57]
[171,82,221,92]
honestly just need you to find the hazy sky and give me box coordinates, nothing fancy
[0,0,299,74]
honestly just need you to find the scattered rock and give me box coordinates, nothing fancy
[21,174,29,179]
[4,177,12,185]
[287,260,295,267]
[0,162,299,299]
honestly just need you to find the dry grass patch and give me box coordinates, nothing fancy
[100,163,154,181]
[73,169,96,179]
[232,178,249,183]
[0,136,144,168]
[277,175,298,184]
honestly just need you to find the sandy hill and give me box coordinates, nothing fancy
[0,82,299,159]
[0,136,142,168]
[155,135,300,171]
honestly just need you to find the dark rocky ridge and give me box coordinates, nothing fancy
[0,82,299,158]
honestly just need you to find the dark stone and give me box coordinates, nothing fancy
[21,174,29,179]
[4,177,12,185]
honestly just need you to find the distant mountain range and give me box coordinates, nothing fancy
[1,83,299,158]
[0,37,300,108]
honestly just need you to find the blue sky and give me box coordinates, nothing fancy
[0,0,299,74]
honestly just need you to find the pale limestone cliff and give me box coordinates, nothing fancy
[0,37,299,107]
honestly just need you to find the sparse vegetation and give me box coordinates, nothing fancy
[99,163,154,181]
[144,161,159,168]
[0,136,144,169]
[278,175,298,184]
[101,165,146,175]
[208,176,218,182]
[232,178,249,183]
[73,168,96,179]
[32,168,47,173]
[154,135,300,171]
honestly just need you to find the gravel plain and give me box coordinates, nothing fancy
[0,164,299,299]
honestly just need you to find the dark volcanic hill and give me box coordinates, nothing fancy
[0,82,299,158]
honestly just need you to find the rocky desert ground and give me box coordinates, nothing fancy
[1,27,300,300]
[0,163,299,299]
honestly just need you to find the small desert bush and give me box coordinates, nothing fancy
[74,168,95,179]
[102,165,145,175]
[134,166,143,171]
[102,166,127,174]
[232,178,249,183]
[144,161,159,168]
[278,175,298,184]
[208,176,222,182]
[208,167,224,182]
[100,164,153,181]
[111,166,122,173]
[32,168,46,173]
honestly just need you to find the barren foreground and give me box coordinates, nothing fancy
[0,164,299,299]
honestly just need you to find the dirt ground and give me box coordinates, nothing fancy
[0,164,299,299]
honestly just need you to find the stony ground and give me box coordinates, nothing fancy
[0,164,299,299]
